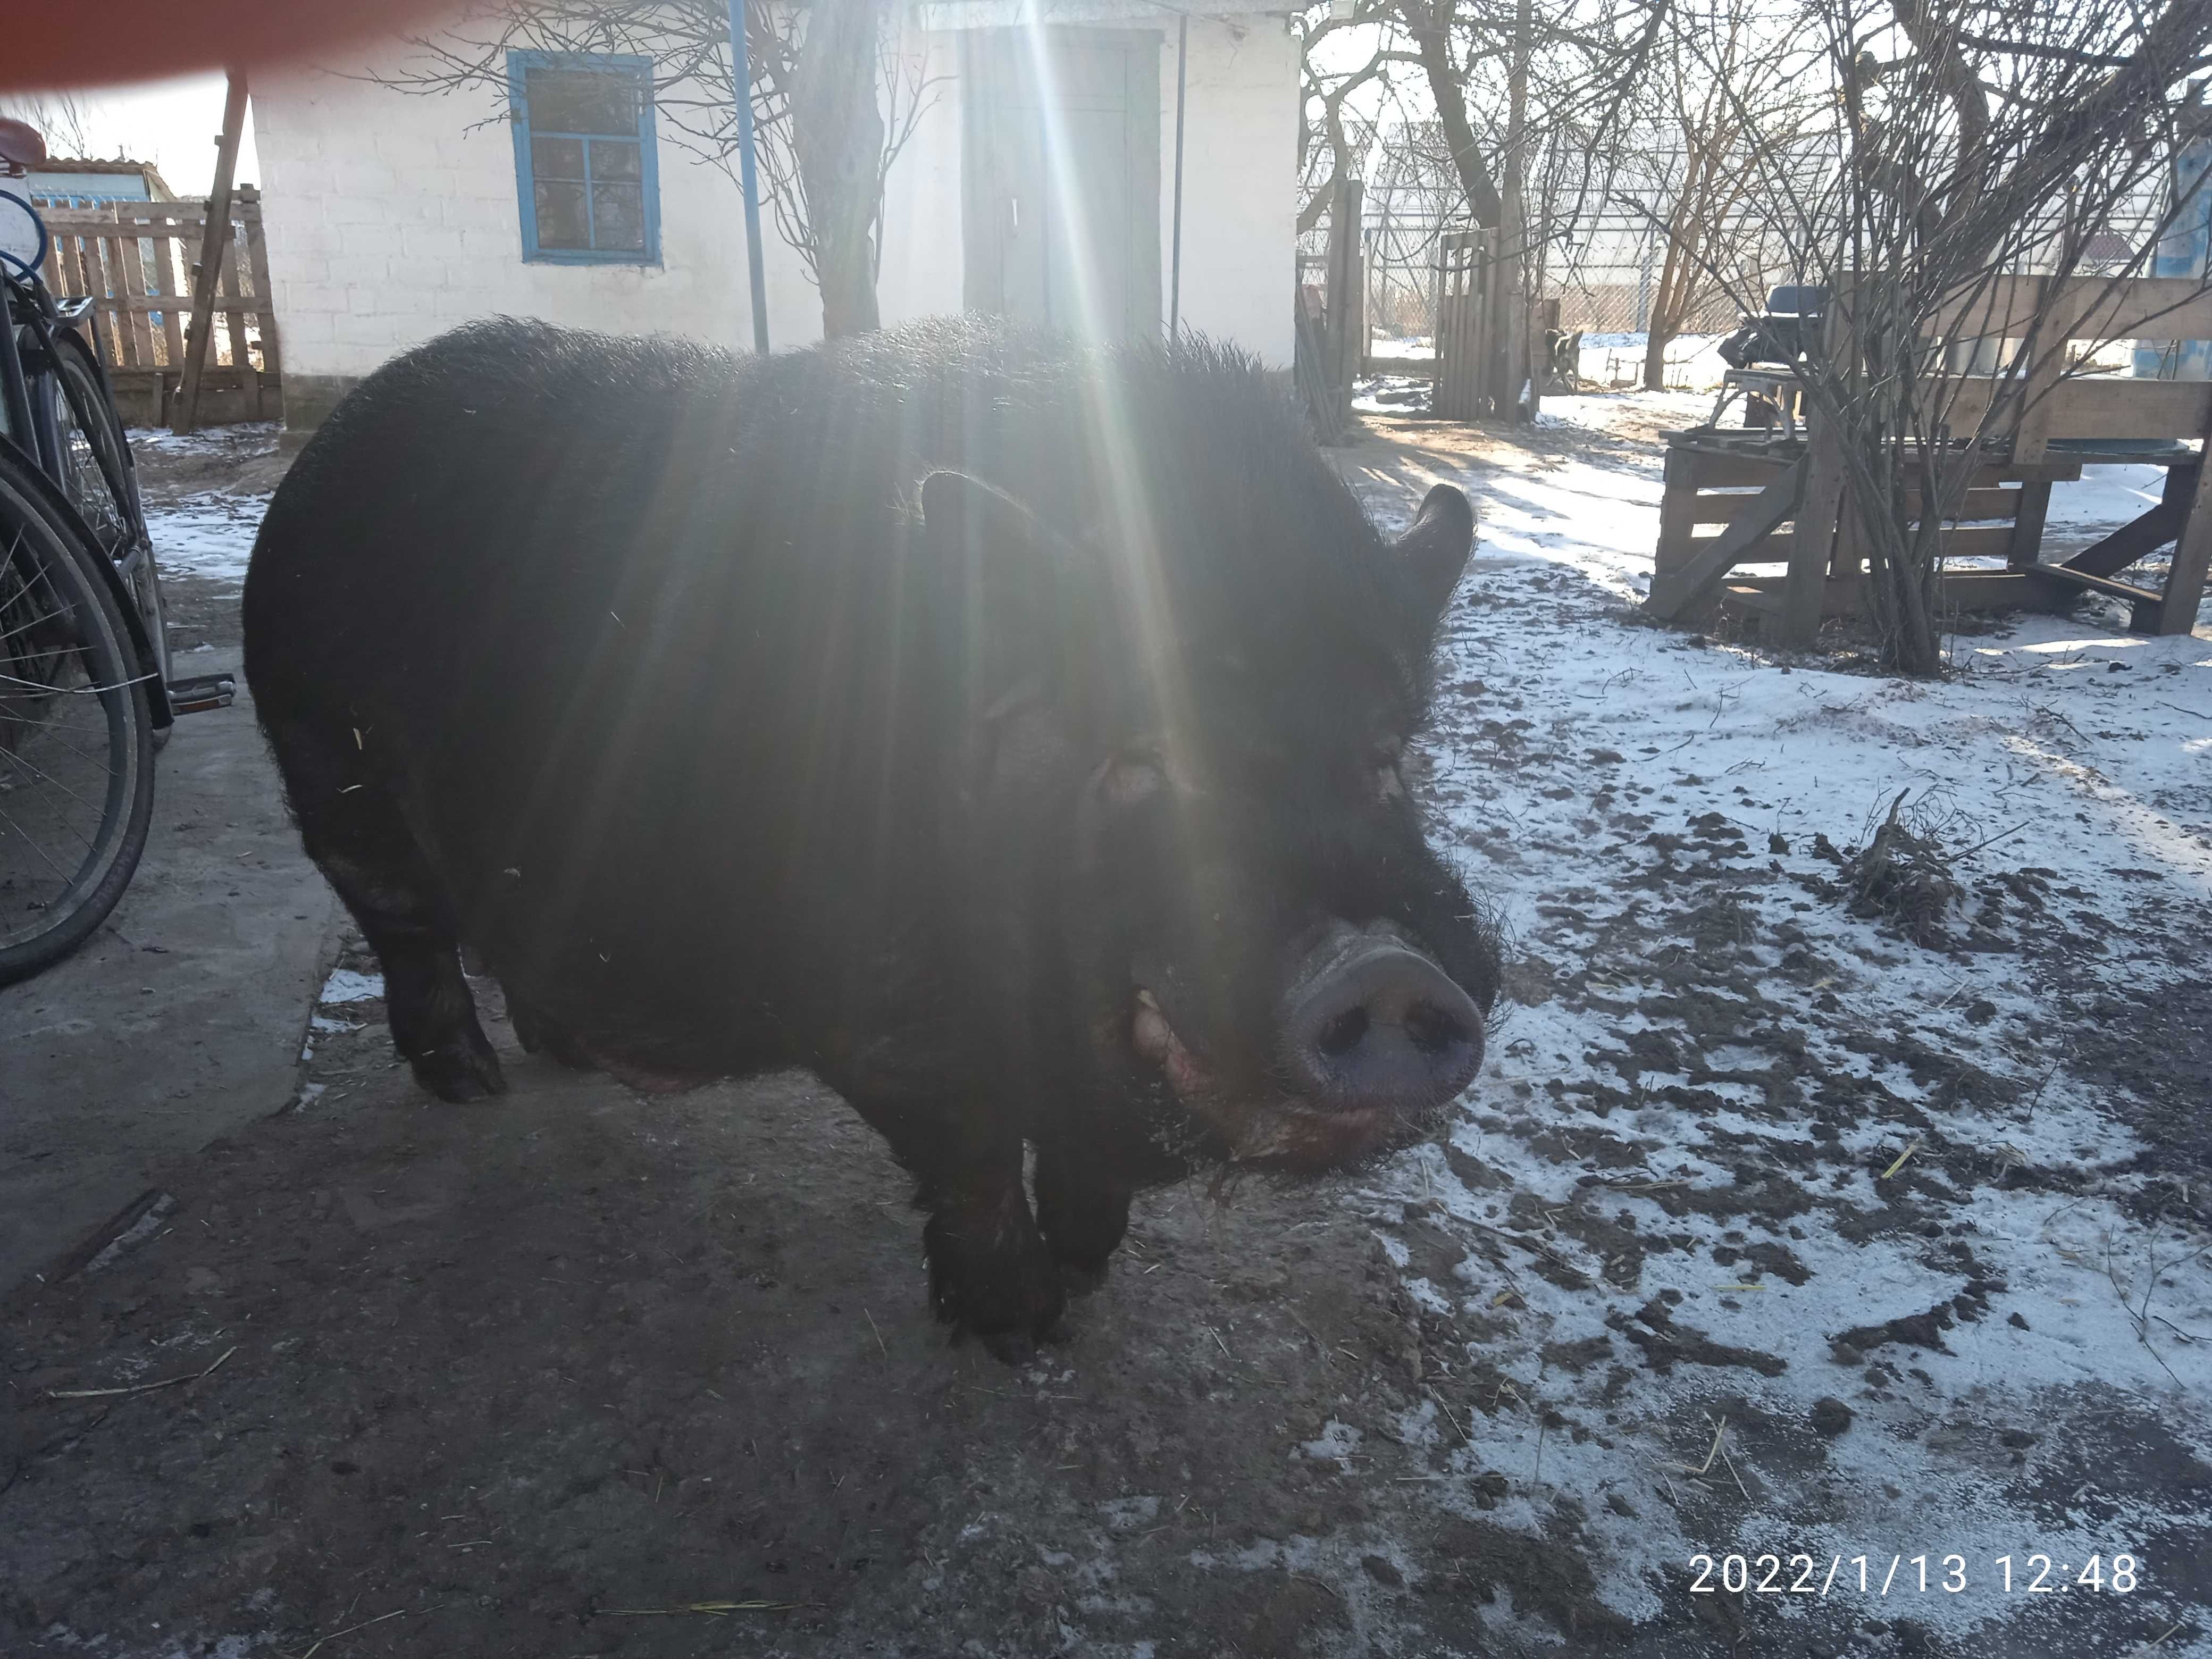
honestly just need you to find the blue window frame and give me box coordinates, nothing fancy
[508,50,660,265]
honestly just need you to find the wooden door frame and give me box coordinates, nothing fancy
[959,25,1163,341]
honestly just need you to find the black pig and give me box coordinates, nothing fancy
[244,317,1498,1354]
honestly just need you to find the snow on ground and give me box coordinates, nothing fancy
[127,421,282,459]
[1578,331,1735,390]
[124,401,2211,1649]
[143,491,266,587]
[130,423,283,590]
[1337,392,2212,1652]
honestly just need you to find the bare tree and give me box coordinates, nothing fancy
[378,0,941,339]
[0,91,99,159]
[1634,0,1814,386]
[1682,0,2212,672]
[1381,0,1670,414]
[1298,0,1423,236]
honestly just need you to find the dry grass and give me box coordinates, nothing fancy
[1838,790,1966,948]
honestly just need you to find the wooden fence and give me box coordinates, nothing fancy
[36,185,282,425]
[1434,227,1496,422]
[1434,225,1546,422]
[1644,270,2212,642]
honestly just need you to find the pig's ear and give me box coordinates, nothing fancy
[1392,483,1475,638]
[916,469,1083,708]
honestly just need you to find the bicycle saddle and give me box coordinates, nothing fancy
[0,119,46,178]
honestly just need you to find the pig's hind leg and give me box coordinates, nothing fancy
[276,724,506,1101]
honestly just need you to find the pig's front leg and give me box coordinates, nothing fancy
[1032,1140,1134,1295]
[918,1145,1067,1362]
[847,1088,1066,1360]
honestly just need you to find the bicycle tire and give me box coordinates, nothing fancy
[0,443,155,985]
[49,327,168,689]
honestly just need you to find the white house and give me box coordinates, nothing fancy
[248,0,1300,431]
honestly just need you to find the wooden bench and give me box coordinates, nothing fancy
[1645,273,2212,643]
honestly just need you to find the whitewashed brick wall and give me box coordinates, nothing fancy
[251,12,1292,406]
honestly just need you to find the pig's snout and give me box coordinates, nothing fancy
[1280,924,1484,1118]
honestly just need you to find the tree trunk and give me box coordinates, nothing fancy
[790,0,887,338]
[1398,0,1504,229]
[1492,0,1530,418]
[1643,147,1705,391]
[1640,237,1684,391]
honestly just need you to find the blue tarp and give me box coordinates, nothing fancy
[2133,131,2211,381]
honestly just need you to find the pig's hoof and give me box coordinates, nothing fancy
[979,1329,1038,1367]
[1055,1256,1110,1298]
[925,1216,1066,1355]
[409,1037,507,1101]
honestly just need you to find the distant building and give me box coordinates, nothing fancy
[27,157,174,208]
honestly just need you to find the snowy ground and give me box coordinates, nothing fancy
[102,398,2212,1653]
[1577,331,1736,390]
[129,422,283,591]
[1339,392,2212,1653]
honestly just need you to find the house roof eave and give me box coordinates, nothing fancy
[915,0,1295,32]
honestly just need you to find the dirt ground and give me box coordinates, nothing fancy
[4,409,2208,1658]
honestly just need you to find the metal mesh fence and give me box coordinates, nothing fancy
[1304,161,2189,367]
[1303,208,1755,357]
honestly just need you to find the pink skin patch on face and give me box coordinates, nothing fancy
[1130,988,1402,1169]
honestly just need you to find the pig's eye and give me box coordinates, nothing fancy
[1371,738,1406,800]
[1100,746,1167,808]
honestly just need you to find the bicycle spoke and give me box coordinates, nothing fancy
[0,791,81,887]
[7,718,119,775]
[0,738,109,827]
[0,600,83,650]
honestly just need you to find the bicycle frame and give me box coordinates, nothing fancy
[1,260,174,725]
[0,270,47,474]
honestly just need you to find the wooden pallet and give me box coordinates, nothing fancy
[1642,271,2212,644]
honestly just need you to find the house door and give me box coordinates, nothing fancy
[962,27,1162,343]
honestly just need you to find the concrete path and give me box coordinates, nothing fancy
[0,679,335,1293]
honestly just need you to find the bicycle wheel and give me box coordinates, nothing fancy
[49,327,167,688]
[0,445,155,985]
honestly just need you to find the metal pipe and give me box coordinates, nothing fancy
[726,0,771,355]
[1169,12,1187,343]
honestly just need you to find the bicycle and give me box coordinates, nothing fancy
[0,118,211,984]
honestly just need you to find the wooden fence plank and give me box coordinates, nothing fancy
[113,233,155,367]
[1933,373,2212,439]
[1925,275,2212,345]
[1679,483,2022,525]
[153,233,186,367]
[240,187,280,380]
[1646,457,1805,619]
[40,190,278,421]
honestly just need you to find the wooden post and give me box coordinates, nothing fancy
[1778,286,1854,647]
[1321,174,1364,428]
[2158,451,2212,634]
[175,68,248,435]
[2008,275,2076,470]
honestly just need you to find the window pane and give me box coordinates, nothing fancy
[590,139,641,182]
[533,178,590,248]
[531,135,586,180]
[591,181,646,251]
[525,66,640,135]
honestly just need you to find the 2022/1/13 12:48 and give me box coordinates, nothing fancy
[1687,1553,2143,1596]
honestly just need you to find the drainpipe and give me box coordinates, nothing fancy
[726,0,770,354]
[1169,13,1188,343]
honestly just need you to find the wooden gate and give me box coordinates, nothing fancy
[37,186,281,426]
[1434,226,1495,421]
